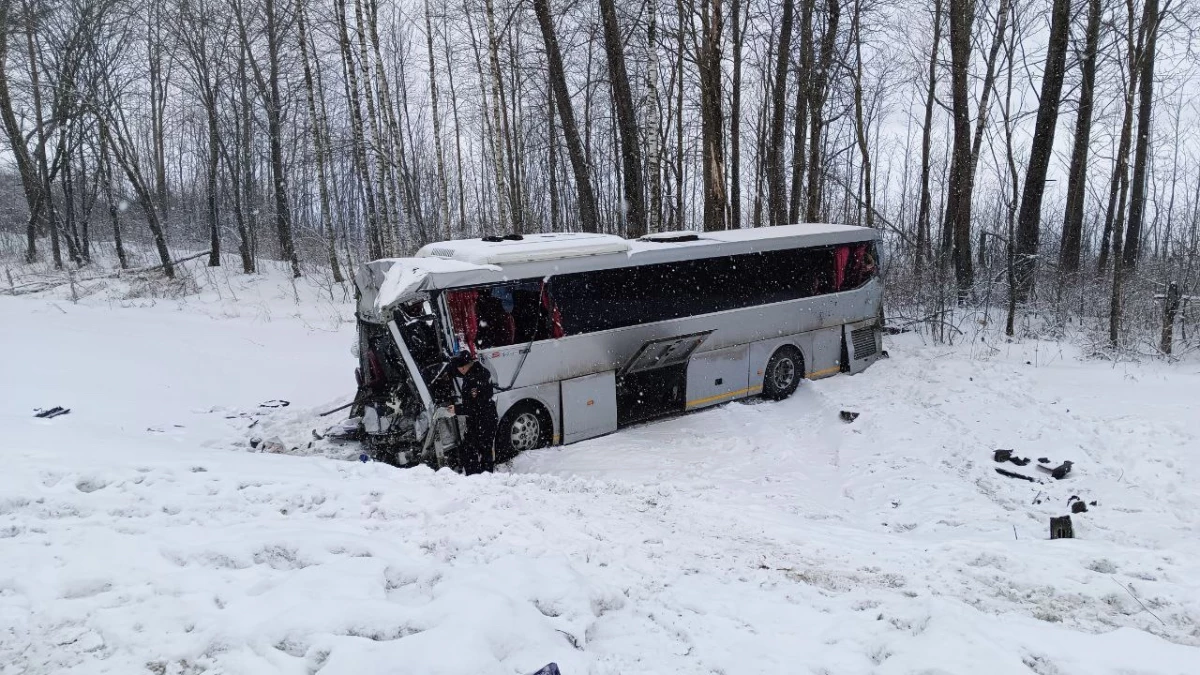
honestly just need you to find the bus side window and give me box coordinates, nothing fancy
[462,281,566,349]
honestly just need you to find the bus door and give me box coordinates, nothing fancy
[616,331,712,425]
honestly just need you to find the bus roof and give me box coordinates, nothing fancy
[362,223,878,316]
[416,223,874,266]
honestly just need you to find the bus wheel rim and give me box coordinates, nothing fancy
[510,412,541,451]
[773,358,796,390]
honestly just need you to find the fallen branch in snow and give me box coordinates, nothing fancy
[1,250,212,296]
[995,467,1039,483]
[1112,577,1166,626]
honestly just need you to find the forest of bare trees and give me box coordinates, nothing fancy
[2,0,1199,353]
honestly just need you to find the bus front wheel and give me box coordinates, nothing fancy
[495,401,552,462]
[762,346,803,400]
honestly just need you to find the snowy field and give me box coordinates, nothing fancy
[2,261,1199,675]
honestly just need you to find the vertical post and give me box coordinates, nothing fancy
[1161,282,1180,355]
[6,268,14,295]
[68,269,78,303]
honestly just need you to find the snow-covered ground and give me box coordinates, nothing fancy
[2,261,1199,675]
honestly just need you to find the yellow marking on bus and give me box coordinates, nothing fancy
[687,385,762,408]
[808,366,841,379]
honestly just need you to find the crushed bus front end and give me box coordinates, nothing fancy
[350,261,464,466]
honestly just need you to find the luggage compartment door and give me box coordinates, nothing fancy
[562,371,618,444]
[685,344,751,410]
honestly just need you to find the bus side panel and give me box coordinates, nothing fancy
[494,381,563,444]
[808,326,843,379]
[685,345,751,410]
[562,371,619,444]
[479,279,883,390]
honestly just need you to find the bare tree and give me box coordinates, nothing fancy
[943,0,974,299]
[1013,0,1071,303]
[599,0,647,238]
[1123,0,1164,270]
[767,0,796,226]
[1059,0,1102,277]
[532,0,600,233]
[914,0,942,271]
[694,0,727,232]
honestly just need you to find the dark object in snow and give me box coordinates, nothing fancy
[259,399,290,408]
[529,665,561,675]
[1037,460,1074,480]
[34,406,70,419]
[995,467,1039,483]
[249,437,262,449]
[1068,495,1093,513]
[880,350,890,358]
[994,449,1031,466]
[1050,515,1074,539]
[1039,457,1051,464]
[840,410,860,423]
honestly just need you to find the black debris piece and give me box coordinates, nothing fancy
[996,467,1039,483]
[34,406,70,419]
[249,437,262,449]
[1050,515,1074,539]
[1090,501,1097,506]
[1037,461,1074,480]
[1038,457,1051,464]
[1071,501,1089,514]
[259,399,290,409]
[994,449,1031,466]
[530,665,561,675]
[840,410,860,423]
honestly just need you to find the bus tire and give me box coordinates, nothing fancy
[762,346,803,401]
[495,401,552,462]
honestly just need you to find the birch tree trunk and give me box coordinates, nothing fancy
[264,0,301,277]
[424,0,452,239]
[297,0,343,282]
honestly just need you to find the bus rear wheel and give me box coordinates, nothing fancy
[495,401,551,462]
[762,346,803,400]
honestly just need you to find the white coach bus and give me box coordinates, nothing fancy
[351,223,883,465]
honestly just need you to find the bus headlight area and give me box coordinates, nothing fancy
[347,223,884,473]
